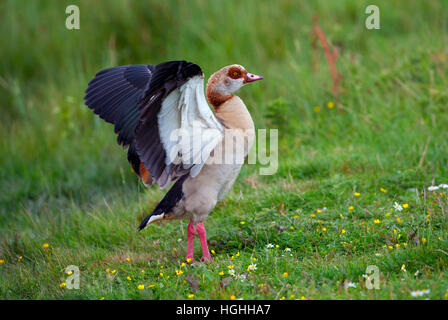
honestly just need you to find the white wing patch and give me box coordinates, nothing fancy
[158,76,224,178]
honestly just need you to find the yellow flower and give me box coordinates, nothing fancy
[99,297,105,300]
[403,203,409,209]
[275,245,280,248]
[340,213,343,217]
[0,259,4,264]
[111,269,116,274]
[138,284,145,290]
[188,294,194,299]
[374,219,380,224]
[66,270,73,275]
[147,284,155,288]
[316,209,322,213]
[283,272,288,278]
[125,257,130,262]
[300,296,306,300]
[341,229,346,234]
[160,272,164,277]
[290,226,294,230]
[211,250,215,254]
[354,192,360,197]
[280,296,286,300]
[106,268,110,273]
[314,106,321,113]
[290,294,295,299]
[240,221,246,225]
[327,101,335,109]
[219,271,224,276]
[42,243,50,248]
[173,248,177,252]
[59,282,66,288]
[230,295,236,300]
[348,206,354,210]
[228,265,234,269]
[322,227,327,232]
[293,215,299,219]
[403,242,407,246]
[235,252,240,257]
[310,213,316,218]
[385,212,391,217]
[175,270,184,275]
[397,217,403,223]
[127,276,132,281]
[186,258,192,263]
[180,262,186,267]
[388,245,393,250]
[395,244,400,248]
[380,187,387,193]
[422,238,427,244]
[17,256,22,262]
[141,269,145,273]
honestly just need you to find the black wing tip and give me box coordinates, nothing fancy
[137,221,147,231]
[137,208,161,231]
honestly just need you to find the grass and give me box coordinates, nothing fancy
[1,0,448,299]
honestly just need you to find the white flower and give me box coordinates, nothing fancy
[266,243,274,249]
[284,248,291,253]
[229,269,235,276]
[346,282,357,288]
[414,270,420,277]
[410,289,430,297]
[428,186,440,191]
[394,202,403,211]
[362,274,370,279]
[439,184,448,189]
[239,274,246,282]
[296,208,302,213]
[247,264,257,271]
[401,264,407,272]
[375,253,382,257]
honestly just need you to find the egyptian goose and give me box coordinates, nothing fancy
[84,61,262,262]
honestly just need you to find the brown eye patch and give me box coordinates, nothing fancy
[227,67,243,79]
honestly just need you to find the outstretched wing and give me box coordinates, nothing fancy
[135,61,224,188]
[84,60,223,189]
[84,64,156,177]
[84,64,155,147]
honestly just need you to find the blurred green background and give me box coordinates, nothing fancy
[0,0,448,299]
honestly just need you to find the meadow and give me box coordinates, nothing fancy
[1,0,448,299]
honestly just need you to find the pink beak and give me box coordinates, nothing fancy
[245,72,263,83]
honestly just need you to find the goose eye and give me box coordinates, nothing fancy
[228,68,241,79]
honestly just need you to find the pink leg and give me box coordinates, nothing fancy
[186,220,196,262]
[196,222,212,262]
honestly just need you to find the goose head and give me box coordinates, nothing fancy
[206,64,262,108]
